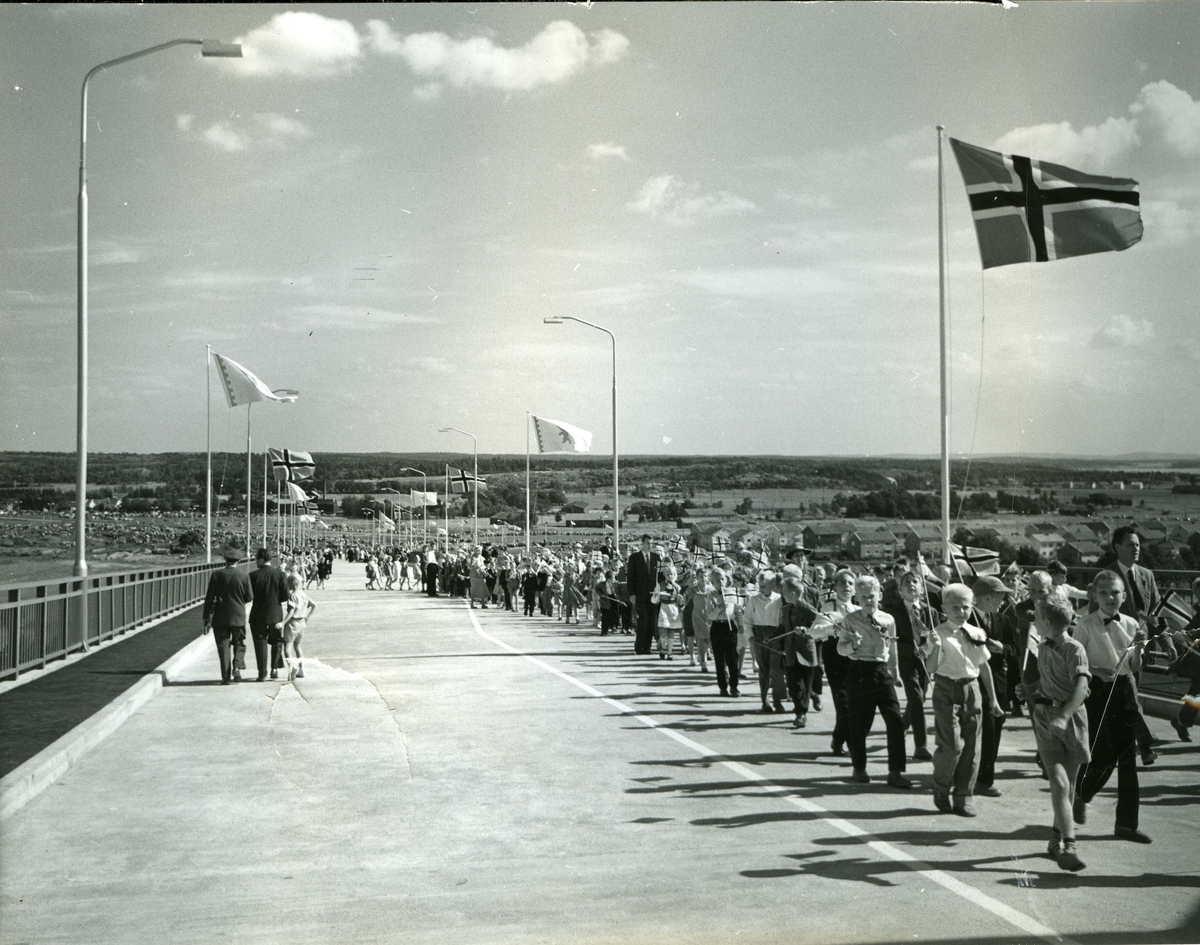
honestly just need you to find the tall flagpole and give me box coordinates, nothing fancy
[444,465,450,553]
[262,447,268,551]
[275,480,281,549]
[937,125,952,568]
[245,402,252,557]
[205,344,212,563]
[472,442,479,548]
[525,412,531,557]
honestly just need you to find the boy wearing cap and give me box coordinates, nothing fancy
[1030,595,1090,870]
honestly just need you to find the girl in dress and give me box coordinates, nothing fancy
[652,566,683,660]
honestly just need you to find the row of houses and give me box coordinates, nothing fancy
[683,516,1200,565]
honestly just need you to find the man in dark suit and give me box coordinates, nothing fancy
[972,575,1018,797]
[249,548,288,682]
[1100,526,1164,763]
[884,569,936,762]
[202,541,253,684]
[626,534,662,655]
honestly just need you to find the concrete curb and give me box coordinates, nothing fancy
[0,630,213,822]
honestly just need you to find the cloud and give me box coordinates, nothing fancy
[1130,80,1200,157]
[202,120,250,153]
[992,116,1139,170]
[407,356,453,375]
[673,266,850,299]
[628,174,757,225]
[365,19,628,95]
[232,11,362,78]
[182,113,311,153]
[588,142,630,162]
[91,247,140,266]
[774,187,833,210]
[1089,313,1155,349]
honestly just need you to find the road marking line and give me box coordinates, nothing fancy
[467,607,1071,945]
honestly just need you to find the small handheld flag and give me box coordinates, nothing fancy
[949,542,1001,579]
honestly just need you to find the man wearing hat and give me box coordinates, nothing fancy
[249,547,289,681]
[202,540,254,684]
[972,574,1018,797]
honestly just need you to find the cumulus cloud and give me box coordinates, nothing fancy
[258,113,312,143]
[1130,80,1200,157]
[588,142,630,162]
[628,174,756,225]
[992,116,1140,170]
[1090,313,1155,349]
[364,19,628,96]
[232,11,362,78]
[175,113,194,132]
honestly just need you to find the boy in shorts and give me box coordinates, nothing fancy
[1030,594,1091,871]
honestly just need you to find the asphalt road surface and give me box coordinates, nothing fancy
[2,567,1197,945]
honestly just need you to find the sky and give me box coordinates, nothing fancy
[2,2,1199,461]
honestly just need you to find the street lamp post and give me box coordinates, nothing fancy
[74,39,242,584]
[543,316,619,555]
[398,467,429,545]
[439,427,478,546]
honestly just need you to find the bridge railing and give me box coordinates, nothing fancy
[0,560,232,681]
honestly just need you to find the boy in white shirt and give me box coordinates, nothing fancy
[924,584,1004,817]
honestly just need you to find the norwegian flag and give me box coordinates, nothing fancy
[448,466,487,494]
[949,542,1000,579]
[711,535,731,555]
[269,448,315,482]
[672,534,689,554]
[1152,590,1196,632]
[751,549,771,571]
[949,137,1142,269]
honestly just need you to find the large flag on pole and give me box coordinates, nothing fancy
[448,466,487,494]
[212,353,299,407]
[949,137,1142,269]
[378,512,396,532]
[285,481,313,509]
[949,542,1001,579]
[411,490,437,506]
[532,416,593,454]
[269,448,315,482]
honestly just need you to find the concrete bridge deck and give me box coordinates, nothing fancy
[1,568,1197,944]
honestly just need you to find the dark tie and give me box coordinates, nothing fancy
[1126,569,1145,615]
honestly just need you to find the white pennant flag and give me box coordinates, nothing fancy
[411,489,438,507]
[213,352,299,408]
[532,415,592,454]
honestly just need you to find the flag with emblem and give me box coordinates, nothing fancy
[949,137,1142,270]
[269,447,315,482]
[212,353,298,407]
[532,415,593,454]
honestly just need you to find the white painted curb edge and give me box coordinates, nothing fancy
[0,624,213,822]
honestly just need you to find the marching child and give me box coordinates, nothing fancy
[1029,594,1090,870]
[924,584,1004,816]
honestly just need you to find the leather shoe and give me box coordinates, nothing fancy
[976,784,1002,798]
[793,715,807,728]
[761,703,774,714]
[1072,795,1087,825]
[1140,750,1157,766]
[887,772,913,789]
[933,791,952,813]
[831,744,846,757]
[850,768,870,784]
[912,747,933,762]
[1114,825,1152,844]
[953,797,977,818]
[1172,717,1193,742]
[231,668,243,682]
[810,695,822,712]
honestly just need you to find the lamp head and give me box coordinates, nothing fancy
[438,427,452,433]
[201,40,243,58]
[543,317,564,324]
